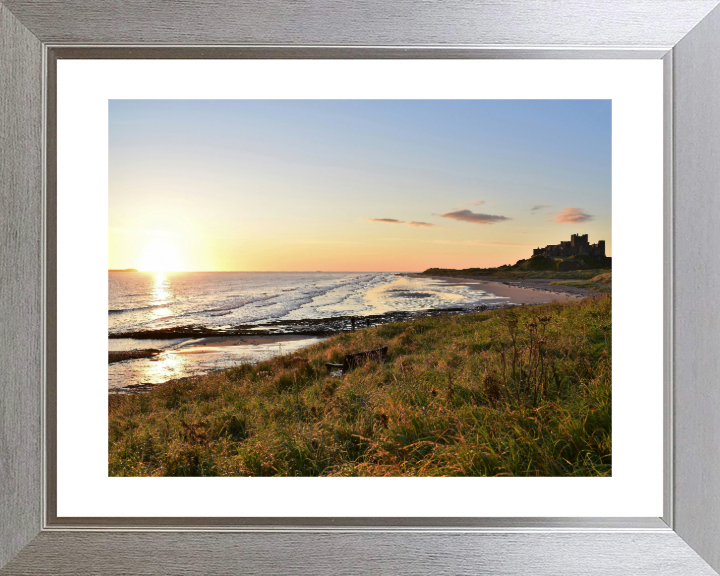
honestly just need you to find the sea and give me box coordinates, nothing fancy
[108,271,506,390]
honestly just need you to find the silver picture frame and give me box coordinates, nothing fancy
[2,1,720,573]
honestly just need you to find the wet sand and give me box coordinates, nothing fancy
[408,274,591,304]
[109,334,323,392]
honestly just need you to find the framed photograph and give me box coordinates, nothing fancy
[76,63,638,516]
[2,1,720,574]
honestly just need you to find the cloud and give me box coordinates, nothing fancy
[439,209,510,225]
[460,200,486,207]
[555,207,594,224]
[364,218,404,224]
[363,218,439,228]
[531,205,551,212]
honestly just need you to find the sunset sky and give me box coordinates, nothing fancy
[109,99,611,272]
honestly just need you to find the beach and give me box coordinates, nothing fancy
[108,272,598,391]
[109,294,612,476]
[408,274,595,302]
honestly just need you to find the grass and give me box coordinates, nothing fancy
[424,268,612,281]
[424,252,611,279]
[493,269,611,280]
[109,295,612,477]
[550,272,612,292]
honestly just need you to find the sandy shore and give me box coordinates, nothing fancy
[407,274,591,304]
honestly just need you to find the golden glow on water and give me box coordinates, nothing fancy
[149,272,174,319]
[108,346,210,388]
[142,349,193,383]
[108,337,322,389]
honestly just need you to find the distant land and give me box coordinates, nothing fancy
[109,269,138,273]
[423,233,611,280]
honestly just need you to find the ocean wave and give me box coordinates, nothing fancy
[109,272,399,333]
[197,294,279,314]
[243,274,386,324]
[108,303,171,315]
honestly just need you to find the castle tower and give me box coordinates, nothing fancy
[571,233,589,249]
[598,240,606,256]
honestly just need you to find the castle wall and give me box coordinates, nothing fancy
[534,234,606,259]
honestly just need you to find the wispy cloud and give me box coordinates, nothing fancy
[555,207,594,224]
[439,209,510,225]
[363,218,439,228]
[364,218,404,224]
[531,205,551,212]
[431,240,532,247]
[460,200,486,207]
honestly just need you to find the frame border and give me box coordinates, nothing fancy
[2,2,720,574]
[45,46,663,530]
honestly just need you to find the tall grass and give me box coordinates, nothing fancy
[423,268,611,280]
[491,269,611,280]
[109,295,611,477]
[551,272,612,292]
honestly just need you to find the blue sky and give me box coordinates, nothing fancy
[109,99,611,271]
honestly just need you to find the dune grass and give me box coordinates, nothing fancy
[424,268,611,281]
[551,272,612,292]
[492,269,611,280]
[588,272,612,284]
[109,295,611,477]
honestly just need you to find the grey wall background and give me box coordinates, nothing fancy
[1,1,720,574]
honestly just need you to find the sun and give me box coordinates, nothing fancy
[137,235,186,272]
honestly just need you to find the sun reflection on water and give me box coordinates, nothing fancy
[150,272,174,320]
[108,337,323,390]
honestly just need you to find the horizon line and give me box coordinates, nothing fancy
[108,269,425,273]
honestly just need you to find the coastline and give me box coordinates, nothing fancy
[405,273,595,302]
[109,274,589,342]
[109,334,324,393]
[108,273,600,392]
[108,305,501,341]
[109,295,612,476]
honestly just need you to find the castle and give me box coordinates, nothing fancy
[533,234,605,258]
